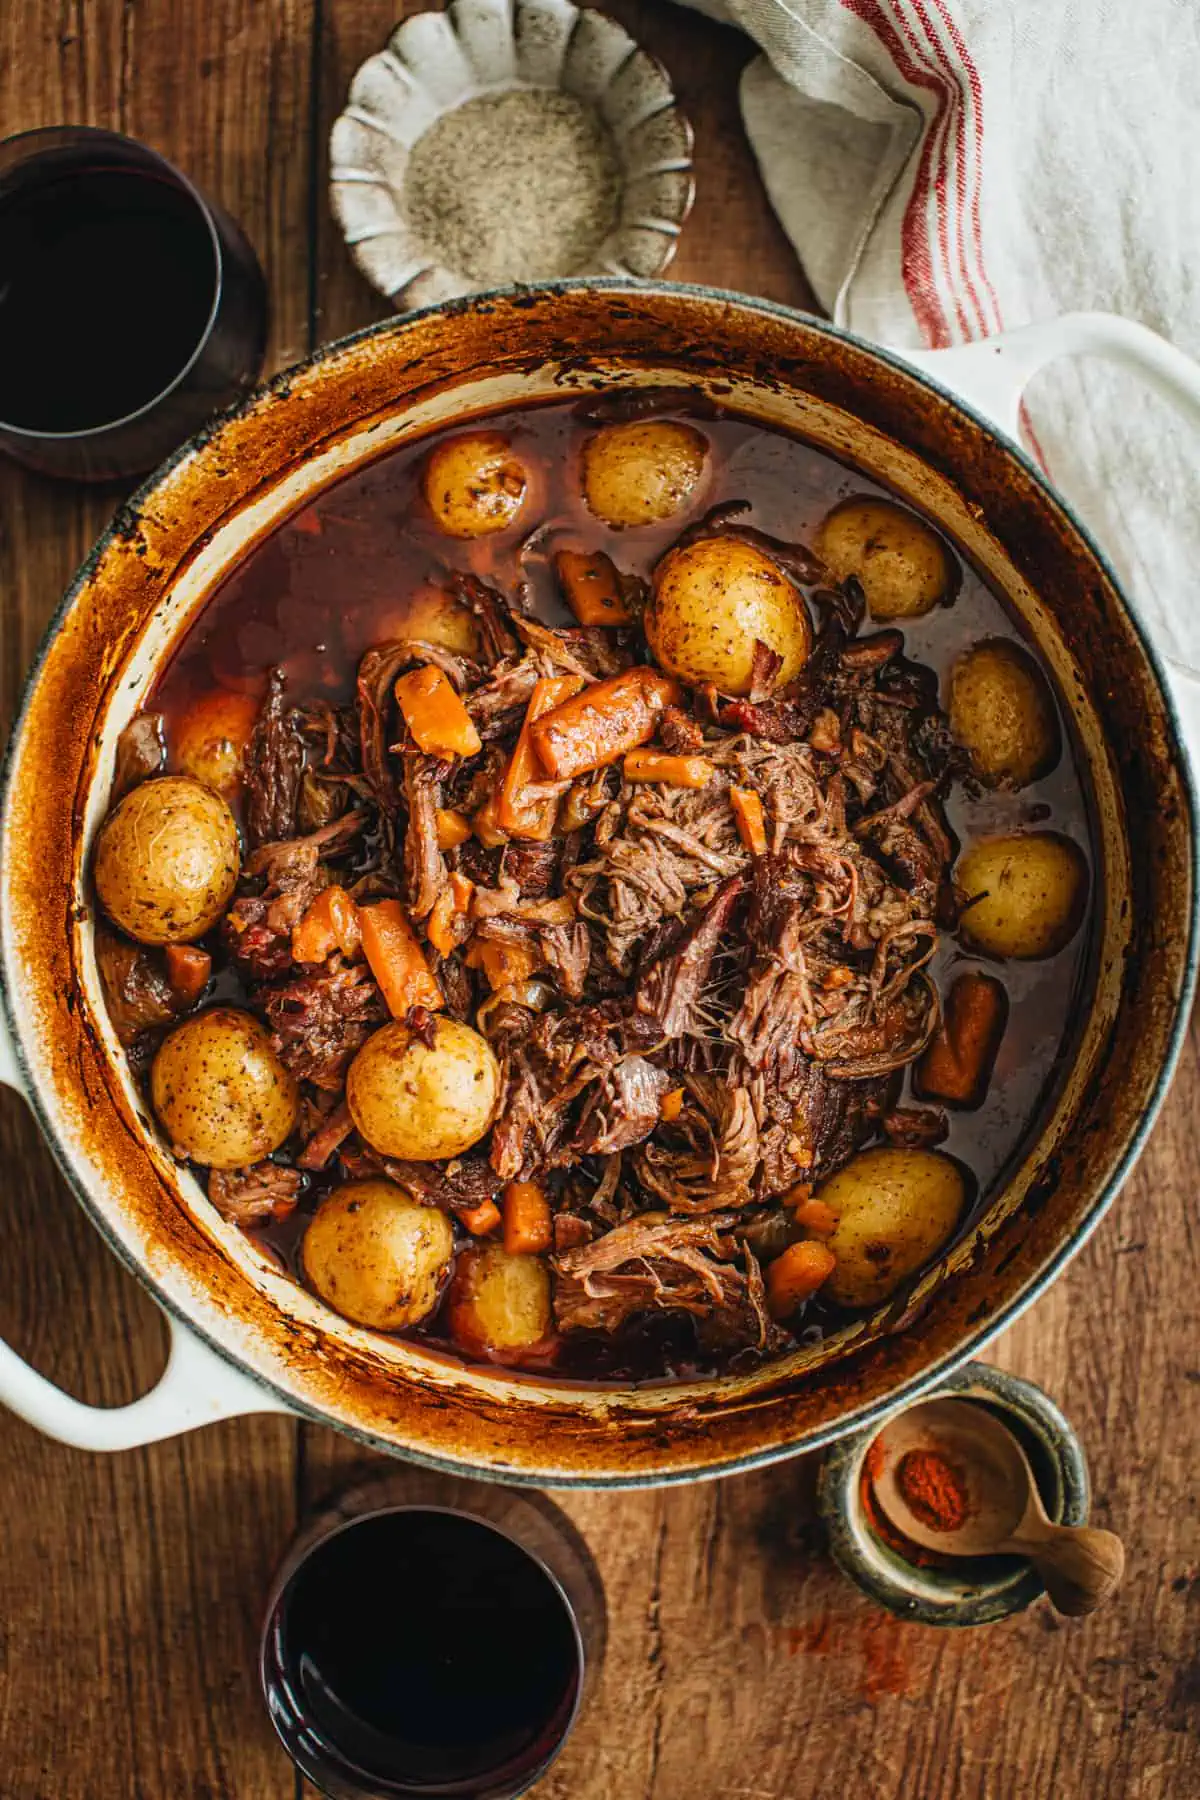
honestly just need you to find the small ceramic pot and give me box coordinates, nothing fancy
[817,1361,1090,1626]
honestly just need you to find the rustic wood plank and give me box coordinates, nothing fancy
[0,2,313,1794]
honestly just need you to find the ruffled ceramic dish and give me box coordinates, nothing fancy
[330,0,694,310]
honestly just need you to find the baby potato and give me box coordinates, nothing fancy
[302,1180,454,1331]
[445,1241,552,1361]
[815,496,952,620]
[820,1147,966,1309]
[423,431,528,538]
[581,420,709,529]
[94,774,241,945]
[151,1007,298,1169]
[173,687,259,799]
[347,1016,501,1161]
[949,638,1060,789]
[957,832,1087,960]
[647,536,812,694]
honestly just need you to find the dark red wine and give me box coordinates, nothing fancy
[0,165,217,431]
[272,1509,580,1793]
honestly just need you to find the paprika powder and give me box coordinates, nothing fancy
[895,1447,972,1533]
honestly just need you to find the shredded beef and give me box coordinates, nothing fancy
[245,667,305,848]
[208,1162,303,1226]
[402,751,447,919]
[263,963,386,1089]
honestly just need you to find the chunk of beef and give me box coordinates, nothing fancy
[263,962,386,1089]
[539,920,590,1000]
[95,927,178,1044]
[501,839,560,898]
[438,571,519,665]
[658,705,706,755]
[573,1055,672,1156]
[636,874,746,1036]
[465,655,541,742]
[402,751,447,919]
[551,1212,780,1352]
[882,1105,949,1149]
[339,1145,501,1219]
[632,1075,759,1212]
[113,712,166,801]
[245,667,305,848]
[208,1162,303,1226]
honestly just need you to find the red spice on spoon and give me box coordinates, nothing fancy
[894,1447,972,1533]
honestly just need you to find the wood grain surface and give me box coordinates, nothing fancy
[0,5,1197,1798]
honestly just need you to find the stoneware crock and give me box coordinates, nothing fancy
[1,284,1198,1485]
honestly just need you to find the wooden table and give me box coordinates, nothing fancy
[0,4,1197,1795]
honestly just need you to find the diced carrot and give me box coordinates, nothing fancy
[793,1197,838,1237]
[164,943,211,1004]
[623,749,714,788]
[460,1199,502,1237]
[498,674,586,839]
[822,966,854,991]
[917,971,1008,1108]
[502,1181,553,1255]
[394,664,482,758]
[730,786,768,855]
[450,871,474,911]
[435,807,472,850]
[292,885,361,964]
[660,1086,685,1123]
[530,667,680,781]
[554,548,634,626]
[359,899,443,1016]
[766,1240,837,1320]
[466,937,539,991]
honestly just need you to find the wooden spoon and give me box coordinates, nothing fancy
[870,1397,1125,1617]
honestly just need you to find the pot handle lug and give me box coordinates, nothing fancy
[898,311,1200,441]
[900,312,1200,761]
[0,1016,294,1450]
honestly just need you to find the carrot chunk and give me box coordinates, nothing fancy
[435,807,472,850]
[623,749,714,788]
[292,885,362,963]
[554,548,634,626]
[793,1197,838,1237]
[359,899,443,1016]
[394,664,482,758]
[916,971,1008,1108]
[730,786,768,855]
[502,1181,553,1255]
[766,1241,837,1320]
[164,943,211,1004]
[660,1086,685,1123]
[497,674,585,839]
[530,668,679,781]
[460,1199,502,1237]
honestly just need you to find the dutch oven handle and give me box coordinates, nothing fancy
[899,311,1200,760]
[0,1021,294,1450]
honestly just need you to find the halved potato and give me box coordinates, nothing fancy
[445,1241,552,1361]
[151,1007,298,1169]
[346,1016,501,1160]
[94,775,241,945]
[949,638,1060,789]
[647,535,812,694]
[302,1180,454,1331]
[816,496,952,619]
[957,832,1087,959]
[423,431,528,537]
[819,1146,965,1308]
[582,420,709,528]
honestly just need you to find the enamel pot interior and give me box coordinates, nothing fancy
[1,285,1194,1486]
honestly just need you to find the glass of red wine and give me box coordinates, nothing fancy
[0,126,268,482]
[260,1470,605,1799]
